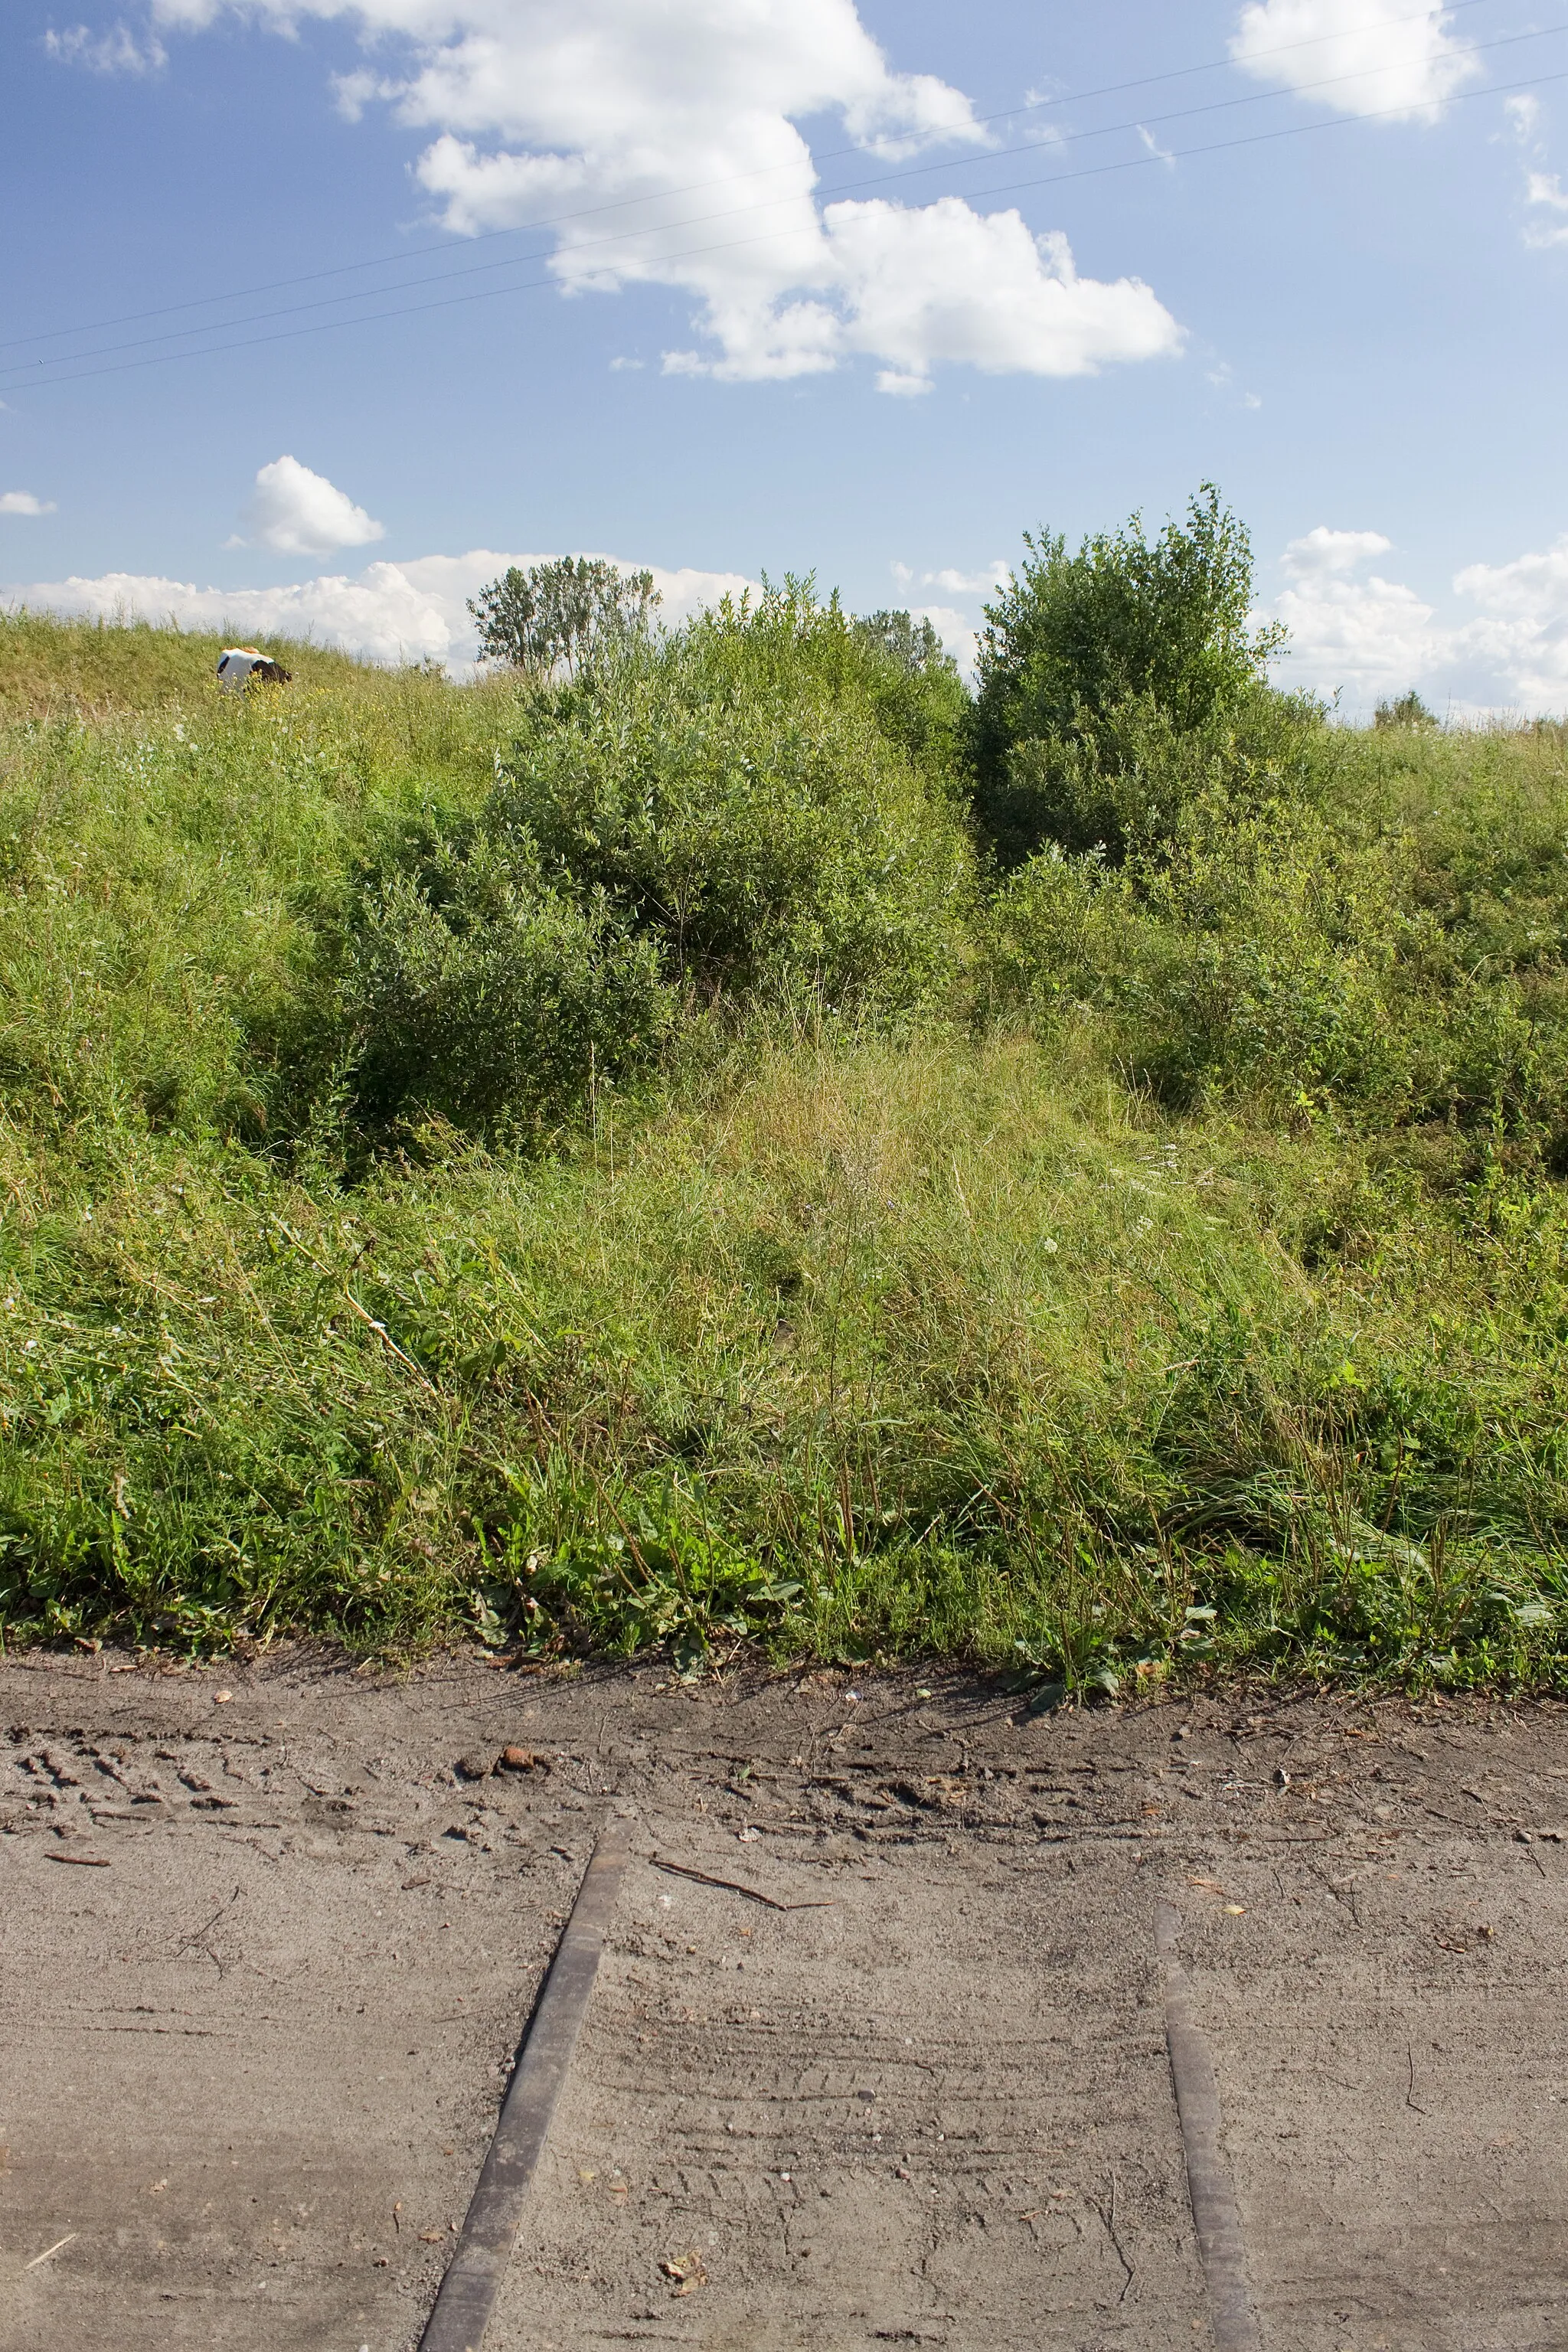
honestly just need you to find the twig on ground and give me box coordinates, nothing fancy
[172,1882,242,1974]
[1096,2168,1135,2303]
[649,1856,835,1910]
[342,1291,439,1394]
[23,2236,77,2271]
[1406,2043,1426,2115]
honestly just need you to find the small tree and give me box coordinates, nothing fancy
[851,609,959,678]
[970,485,1287,862]
[468,557,661,678]
[1374,689,1438,730]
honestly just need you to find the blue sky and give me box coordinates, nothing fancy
[5,0,1568,712]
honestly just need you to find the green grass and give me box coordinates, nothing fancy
[3,612,1568,1691]
[0,606,384,722]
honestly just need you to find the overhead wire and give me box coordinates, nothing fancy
[0,0,1515,364]
[16,56,1568,395]
[6,18,1560,387]
[15,54,1568,400]
[8,31,1560,395]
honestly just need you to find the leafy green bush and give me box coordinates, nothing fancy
[982,758,1568,1132]
[1096,795,1424,1116]
[488,583,974,1016]
[979,684,1324,867]
[329,831,675,1140]
[850,609,972,790]
[971,485,1287,864]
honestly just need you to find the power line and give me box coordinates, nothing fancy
[4,13,1557,387]
[11,61,1565,397]
[0,0,1511,364]
[19,56,1567,395]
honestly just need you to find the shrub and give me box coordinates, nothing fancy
[971,485,1286,864]
[326,829,676,1140]
[850,608,972,796]
[488,583,975,1017]
[851,610,955,675]
[980,684,1325,867]
[1102,796,1424,1115]
[1375,689,1439,730]
[981,768,1568,1132]
[982,790,1425,1115]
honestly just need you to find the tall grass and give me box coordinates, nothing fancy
[2,610,1567,1688]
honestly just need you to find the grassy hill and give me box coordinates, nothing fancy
[2,589,1567,1691]
[0,606,377,722]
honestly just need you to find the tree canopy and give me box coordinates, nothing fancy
[469,557,661,677]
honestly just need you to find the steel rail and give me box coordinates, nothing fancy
[1156,1901,1261,2352]
[418,1823,630,2352]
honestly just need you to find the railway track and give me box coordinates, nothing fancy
[3,1659,1566,2351]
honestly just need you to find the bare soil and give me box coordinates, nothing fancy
[1,1652,1564,2351]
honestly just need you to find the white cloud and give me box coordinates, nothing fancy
[44,19,166,72]
[1230,1,1480,120]
[1524,170,1568,249]
[1282,525,1393,577]
[1271,564,1440,707]
[1505,94,1542,145]
[0,549,756,671]
[1501,96,1568,253]
[1452,539,1568,707]
[919,562,1010,596]
[235,455,384,557]
[1263,525,1568,717]
[815,202,1179,393]
[0,492,57,517]
[146,0,1181,392]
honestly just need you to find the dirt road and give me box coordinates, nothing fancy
[1,1653,1563,2350]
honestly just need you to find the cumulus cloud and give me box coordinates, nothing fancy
[0,492,57,517]
[1452,539,1568,707]
[1230,0,1480,120]
[234,456,384,557]
[918,562,1011,596]
[145,0,1181,391]
[1261,526,1568,717]
[1271,544,1440,707]
[818,203,1178,392]
[44,19,166,71]
[0,549,756,671]
[1281,526,1393,577]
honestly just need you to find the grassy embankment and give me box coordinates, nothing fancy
[3,601,1568,1689]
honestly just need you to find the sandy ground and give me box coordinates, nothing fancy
[1,1652,1565,2352]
